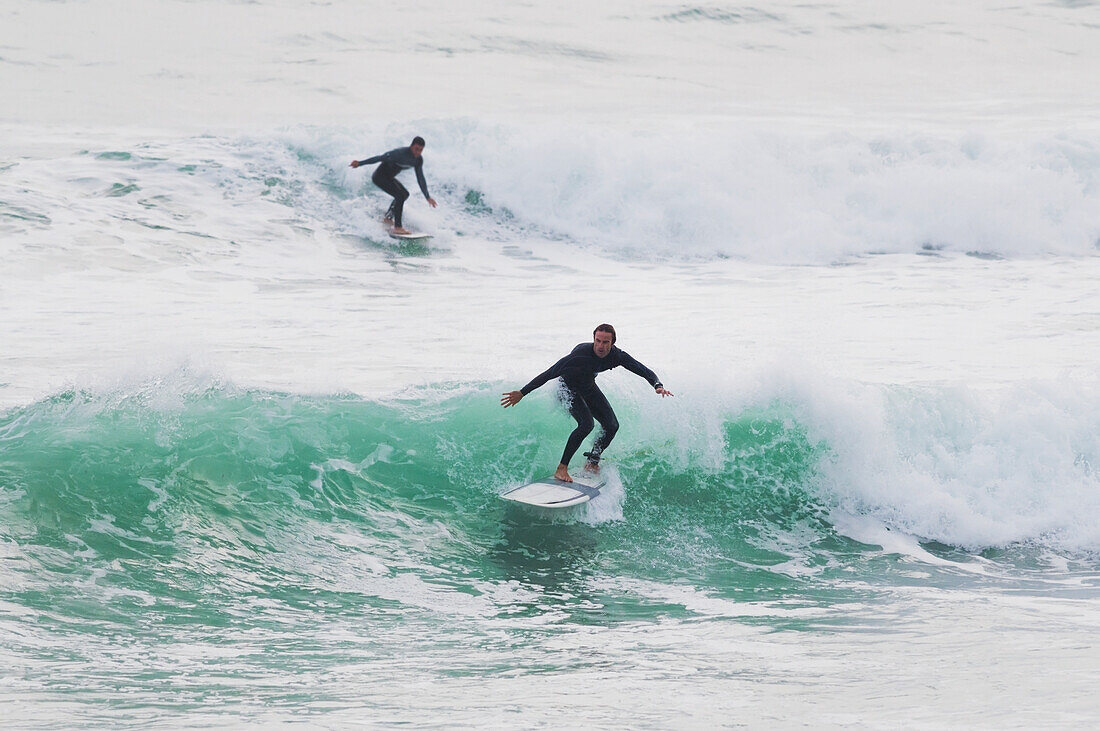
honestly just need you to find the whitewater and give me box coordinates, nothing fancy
[3,0,1100,727]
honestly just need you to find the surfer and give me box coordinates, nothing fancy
[501,324,673,483]
[349,136,437,235]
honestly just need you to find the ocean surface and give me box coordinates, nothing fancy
[2,0,1100,727]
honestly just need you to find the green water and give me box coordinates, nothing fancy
[3,385,1089,725]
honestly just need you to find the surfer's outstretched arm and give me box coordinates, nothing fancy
[501,352,573,408]
[349,153,384,168]
[618,350,674,397]
[520,356,570,395]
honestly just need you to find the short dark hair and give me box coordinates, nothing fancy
[594,323,616,344]
[412,136,426,147]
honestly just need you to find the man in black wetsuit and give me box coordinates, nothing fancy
[349,136,437,235]
[501,324,673,483]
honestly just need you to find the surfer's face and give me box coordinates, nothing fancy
[593,331,614,358]
[411,143,424,158]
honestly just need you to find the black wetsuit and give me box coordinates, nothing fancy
[520,343,663,467]
[356,147,431,228]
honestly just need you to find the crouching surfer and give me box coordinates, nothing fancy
[501,324,673,482]
[349,136,437,235]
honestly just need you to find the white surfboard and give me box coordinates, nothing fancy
[500,473,606,508]
[388,230,431,241]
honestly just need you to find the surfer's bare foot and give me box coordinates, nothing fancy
[383,216,394,225]
[583,461,600,475]
[393,227,411,235]
[554,464,572,482]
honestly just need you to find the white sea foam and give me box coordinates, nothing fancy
[739,371,1100,553]
[5,122,1099,270]
[429,122,1100,262]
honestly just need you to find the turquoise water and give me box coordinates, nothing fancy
[2,386,838,622]
[5,385,1099,724]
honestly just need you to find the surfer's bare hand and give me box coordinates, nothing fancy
[656,387,673,397]
[501,390,523,408]
[428,198,437,208]
[349,160,360,168]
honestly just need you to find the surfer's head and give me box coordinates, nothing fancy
[593,324,616,357]
[411,136,426,157]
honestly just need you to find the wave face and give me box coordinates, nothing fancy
[3,376,1098,614]
[0,384,826,612]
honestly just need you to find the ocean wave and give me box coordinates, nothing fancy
[4,122,1098,266]
[301,119,1100,263]
[2,372,1097,570]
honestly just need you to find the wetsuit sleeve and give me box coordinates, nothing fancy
[361,148,401,166]
[519,354,571,395]
[617,350,663,390]
[415,159,430,199]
